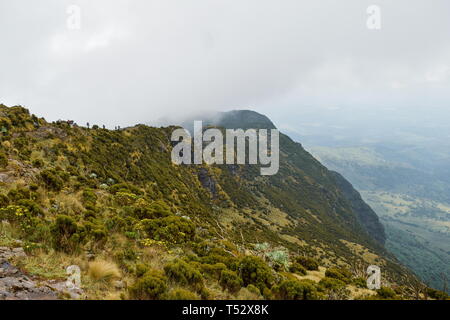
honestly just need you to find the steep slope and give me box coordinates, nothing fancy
[0,105,425,300]
[309,145,450,292]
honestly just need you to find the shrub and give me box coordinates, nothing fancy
[141,216,195,244]
[265,249,289,270]
[129,270,167,300]
[289,262,307,275]
[164,259,204,290]
[352,277,367,289]
[325,267,352,284]
[16,199,44,217]
[319,277,346,290]
[201,263,227,280]
[133,200,172,219]
[0,153,8,168]
[0,194,9,208]
[40,169,64,191]
[295,256,319,271]
[246,284,261,296]
[274,280,318,300]
[376,286,397,299]
[219,269,242,293]
[82,188,97,206]
[50,215,84,253]
[239,256,274,292]
[7,187,36,202]
[426,288,449,300]
[32,158,44,168]
[165,288,200,300]
[88,260,121,283]
[135,263,150,277]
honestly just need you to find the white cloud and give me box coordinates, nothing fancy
[0,0,449,128]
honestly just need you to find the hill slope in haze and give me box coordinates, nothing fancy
[0,105,433,300]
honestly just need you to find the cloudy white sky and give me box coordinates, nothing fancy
[1,0,449,128]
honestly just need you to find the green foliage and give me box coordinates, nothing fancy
[164,259,204,290]
[376,286,397,299]
[81,188,97,206]
[165,288,199,300]
[352,277,367,289]
[40,169,64,191]
[16,199,44,217]
[265,249,289,270]
[239,256,274,292]
[50,215,85,253]
[319,277,346,290]
[246,284,261,296]
[426,288,449,300]
[289,262,307,275]
[7,187,37,202]
[274,279,318,300]
[325,267,352,284]
[0,152,8,168]
[295,256,319,271]
[129,270,167,300]
[141,216,195,244]
[219,269,242,293]
[133,200,172,219]
[0,194,10,208]
[200,263,227,280]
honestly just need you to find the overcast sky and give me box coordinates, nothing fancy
[1,0,449,128]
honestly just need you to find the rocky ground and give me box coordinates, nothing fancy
[0,247,83,300]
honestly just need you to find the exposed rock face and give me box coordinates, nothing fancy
[0,247,83,300]
[330,172,386,245]
[197,168,218,198]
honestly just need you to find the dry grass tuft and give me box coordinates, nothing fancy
[88,260,121,283]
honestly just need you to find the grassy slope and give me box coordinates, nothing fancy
[0,105,423,299]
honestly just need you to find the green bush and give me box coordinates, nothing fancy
[219,269,242,293]
[376,286,397,299]
[164,259,204,290]
[7,187,36,202]
[352,277,367,289]
[82,188,98,206]
[246,284,261,297]
[319,277,346,290]
[0,153,8,168]
[426,288,449,300]
[274,280,318,300]
[200,263,227,280]
[16,199,44,217]
[324,267,352,284]
[165,288,199,300]
[133,200,172,219]
[141,216,195,244]
[40,169,64,191]
[129,270,167,300]
[32,158,44,168]
[289,262,307,275]
[50,215,85,253]
[0,194,9,208]
[295,256,319,271]
[135,263,150,277]
[239,256,274,292]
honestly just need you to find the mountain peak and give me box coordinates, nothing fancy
[210,110,277,130]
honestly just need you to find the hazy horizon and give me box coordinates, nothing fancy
[1,0,449,132]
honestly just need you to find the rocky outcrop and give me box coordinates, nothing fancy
[0,247,83,300]
[330,172,386,245]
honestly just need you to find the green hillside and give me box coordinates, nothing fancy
[0,105,434,300]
